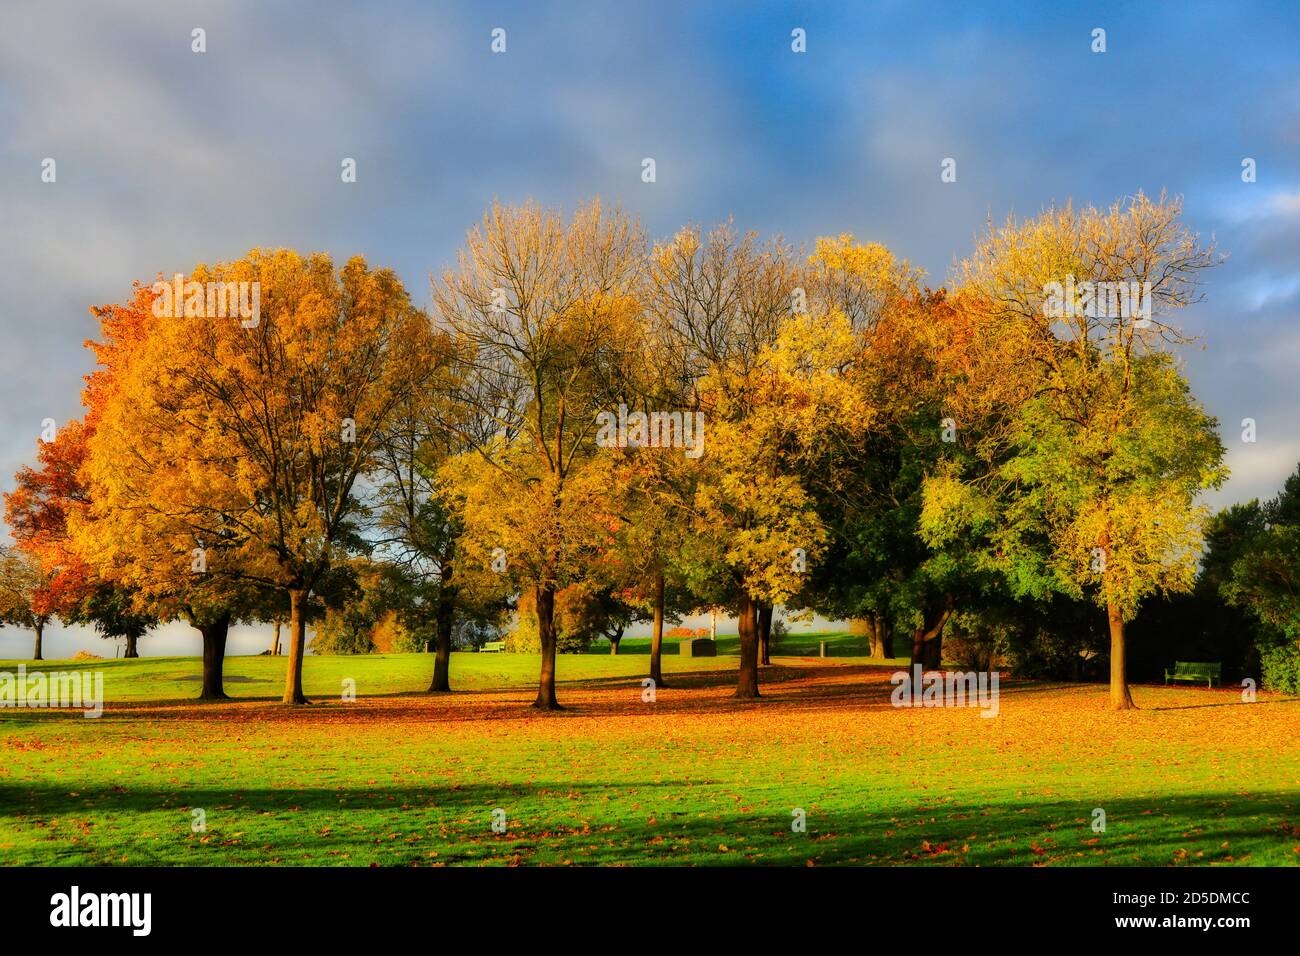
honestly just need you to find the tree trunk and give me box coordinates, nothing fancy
[271,619,281,656]
[198,613,231,701]
[736,591,760,699]
[282,588,309,705]
[924,627,945,671]
[427,578,455,693]
[532,585,560,710]
[124,632,139,658]
[758,603,773,665]
[911,627,926,667]
[866,614,894,659]
[649,571,666,687]
[911,606,952,671]
[1107,599,1136,710]
[609,633,620,655]
[32,623,43,661]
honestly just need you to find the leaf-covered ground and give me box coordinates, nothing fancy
[1,646,1297,866]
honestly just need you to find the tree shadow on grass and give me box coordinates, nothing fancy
[0,779,689,819]
[0,659,127,674]
[1147,696,1300,711]
[605,790,1300,866]
[2,783,1294,866]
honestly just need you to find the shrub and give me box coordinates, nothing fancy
[311,608,375,655]
[1259,642,1300,695]
[388,622,427,654]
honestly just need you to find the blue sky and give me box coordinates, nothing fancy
[2,0,1298,655]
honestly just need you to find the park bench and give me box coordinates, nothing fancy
[481,640,506,653]
[1164,661,1221,688]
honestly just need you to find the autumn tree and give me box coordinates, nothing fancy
[65,286,270,697]
[0,545,54,660]
[69,497,270,698]
[924,193,1225,709]
[647,222,822,695]
[5,422,93,643]
[603,452,700,685]
[370,333,482,692]
[804,233,921,334]
[789,240,939,662]
[648,221,801,417]
[599,298,704,686]
[5,416,155,658]
[78,250,436,703]
[687,310,869,697]
[434,200,645,709]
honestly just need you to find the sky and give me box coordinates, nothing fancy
[2,0,1298,656]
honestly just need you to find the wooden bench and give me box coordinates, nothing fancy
[1164,661,1221,688]
[481,640,506,653]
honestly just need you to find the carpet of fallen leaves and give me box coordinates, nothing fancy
[2,660,1298,866]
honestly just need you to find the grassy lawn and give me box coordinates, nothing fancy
[585,630,897,659]
[1,643,1298,866]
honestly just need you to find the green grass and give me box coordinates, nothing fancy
[587,629,901,659]
[2,647,1297,866]
[0,628,874,705]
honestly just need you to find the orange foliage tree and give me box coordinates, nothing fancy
[78,250,436,704]
[4,288,162,656]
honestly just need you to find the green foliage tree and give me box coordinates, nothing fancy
[1219,465,1300,690]
[927,194,1225,708]
[1222,467,1300,639]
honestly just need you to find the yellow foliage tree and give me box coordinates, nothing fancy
[434,200,645,709]
[926,193,1225,709]
[689,309,871,697]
